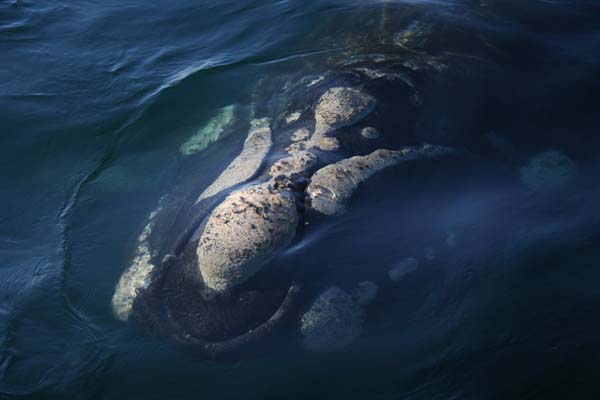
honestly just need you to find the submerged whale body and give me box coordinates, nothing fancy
[110,4,600,360]
[112,62,454,357]
[111,43,458,357]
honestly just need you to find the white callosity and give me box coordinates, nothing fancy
[307,144,453,216]
[269,128,318,180]
[300,285,375,352]
[180,105,237,156]
[197,118,272,202]
[306,76,326,88]
[280,129,313,165]
[267,87,375,179]
[197,183,299,292]
[354,67,416,88]
[520,150,577,192]
[360,126,380,139]
[291,128,310,142]
[112,205,163,321]
[268,151,318,179]
[310,87,376,151]
[285,111,302,124]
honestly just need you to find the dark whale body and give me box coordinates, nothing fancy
[117,26,475,358]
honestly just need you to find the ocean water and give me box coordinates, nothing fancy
[1,0,600,399]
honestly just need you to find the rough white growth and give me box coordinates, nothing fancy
[310,87,376,151]
[306,76,326,87]
[388,257,419,282]
[307,145,453,216]
[291,128,311,142]
[401,57,447,72]
[520,150,577,192]
[355,67,387,80]
[300,286,366,352]
[197,118,272,202]
[285,141,308,156]
[197,183,299,292]
[112,206,162,321]
[269,151,318,178]
[285,112,302,124]
[355,68,415,88]
[180,105,237,156]
[360,126,380,139]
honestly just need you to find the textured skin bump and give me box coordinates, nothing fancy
[310,87,376,151]
[307,145,453,215]
[197,183,299,292]
[112,206,163,321]
[268,150,318,178]
[197,118,273,202]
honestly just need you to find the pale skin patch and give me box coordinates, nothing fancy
[285,112,302,124]
[307,145,453,216]
[112,204,164,321]
[197,118,273,202]
[310,87,376,152]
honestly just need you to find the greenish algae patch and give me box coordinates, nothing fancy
[180,104,237,156]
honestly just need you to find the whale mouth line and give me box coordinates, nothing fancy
[174,283,301,358]
[132,253,301,359]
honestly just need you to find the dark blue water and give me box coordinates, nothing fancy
[2,1,600,399]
